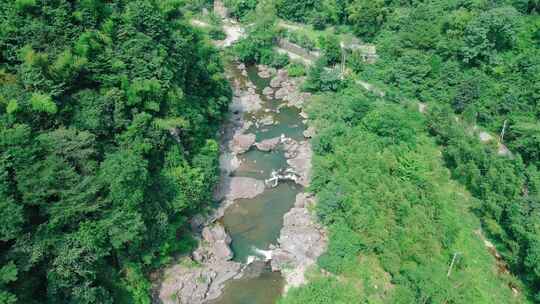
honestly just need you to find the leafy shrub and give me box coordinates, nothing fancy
[209,27,226,40]
[287,63,306,77]
[318,33,341,66]
[303,60,342,92]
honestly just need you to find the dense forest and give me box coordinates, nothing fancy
[226,0,540,302]
[2,0,540,303]
[0,1,230,303]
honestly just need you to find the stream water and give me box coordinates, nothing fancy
[209,64,306,303]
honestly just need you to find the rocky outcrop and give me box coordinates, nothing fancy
[270,69,311,109]
[158,223,243,304]
[270,70,289,88]
[230,133,255,154]
[257,65,274,78]
[271,193,327,292]
[214,176,265,202]
[255,137,281,152]
[262,87,274,97]
[303,126,315,138]
[283,138,312,187]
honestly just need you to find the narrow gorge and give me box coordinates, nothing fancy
[156,61,326,303]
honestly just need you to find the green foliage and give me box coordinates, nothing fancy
[303,59,343,92]
[209,27,227,40]
[275,0,540,300]
[319,33,341,65]
[225,0,258,20]
[233,1,279,63]
[289,87,525,303]
[30,93,57,114]
[282,30,317,51]
[279,277,360,304]
[427,104,540,300]
[14,0,36,12]
[0,0,230,303]
[276,0,321,23]
[286,62,306,76]
[461,7,521,64]
[347,0,388,39]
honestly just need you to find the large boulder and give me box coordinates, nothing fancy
[158,259,242,304]
[230,133,256,154]
[158,223,242,304]
[271,193,327,293]
[283,139,312,187]
[223,177,265,201]
[270,69,289,88]
[255,137,281,152]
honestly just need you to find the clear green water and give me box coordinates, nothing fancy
[213,63,305,304]
[222,182,300,262]
[235,149,288,180]
[247,106,306,142]
[208,263,284,304]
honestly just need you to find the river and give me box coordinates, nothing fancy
[207,63,307,303]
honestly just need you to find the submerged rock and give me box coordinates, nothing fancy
[259,115,275,126]
[219,152,240,175]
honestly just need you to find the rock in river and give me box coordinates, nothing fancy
[230,133,256,154]
[157,223,243,304]
[255,137,281,152]
[271,193,327,293]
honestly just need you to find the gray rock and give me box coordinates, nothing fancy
[271,193,327,293]
[270,69,289,88]
[230,133,255,154]
[262,87,274,96]
[303,126,315,138]
[158,223,242,304]
[158,259,242,304]
[283,139,312,187]
[255,137,281,152]
[224,177,265,200]
[274,86,289,100]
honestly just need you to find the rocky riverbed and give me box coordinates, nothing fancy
[154,63,326,304]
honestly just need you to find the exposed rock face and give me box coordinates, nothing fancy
[219,152,240,175]
[270,69,311,109]
[230,133,255,154]
[196,225,233,262]
[158,223,243,304]
[257,65,272,78]
[221,176,265,201]
[271,193,327,292]
[283,138,312,187]
[275,86,290,100]
[262,87,274,97]
[303,126,315,138]
[270,70,289,88]
[255,137,281,152]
